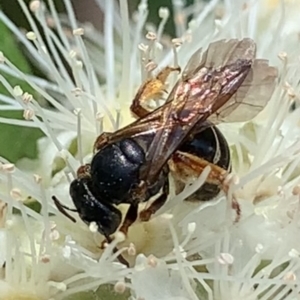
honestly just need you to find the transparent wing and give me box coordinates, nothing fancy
[182,38,256,80]
[108,38,277,184]
[209,59,278,123]
[168,38,256,101]
[143,38,261,182]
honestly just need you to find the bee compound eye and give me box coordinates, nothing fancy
[97,204,122,236]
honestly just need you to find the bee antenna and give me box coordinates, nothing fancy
[52,195,77,223]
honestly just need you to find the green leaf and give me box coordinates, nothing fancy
[63,284,131,300]
[63,290,97,300]
[0,20,44,162]
[95,284,131,300]
[0,110,43,162]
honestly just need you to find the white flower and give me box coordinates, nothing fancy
[0,0,300,299]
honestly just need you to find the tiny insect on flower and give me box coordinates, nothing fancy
[52,38,277,268]
[0,0,299,300]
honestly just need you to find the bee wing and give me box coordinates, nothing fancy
[182,38,256,80]
[180,47,203,80]
[209,59,278,123]
[167,38,256,101]
[109,39,276,185]
[142,38,261,182]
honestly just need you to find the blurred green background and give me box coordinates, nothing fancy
[0,0,197,163]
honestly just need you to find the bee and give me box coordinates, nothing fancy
[53,38,277,266]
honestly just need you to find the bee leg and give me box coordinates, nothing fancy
[119,204,138,236]
[139,181,169,222]
[99,236,129,267]
[76,164,91,177]
[93,132,113,152]
[130,66,181,118]
[104,235,130,267]
[231,196,241,223]
[170,151,227,189]
[170,152,241,220]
